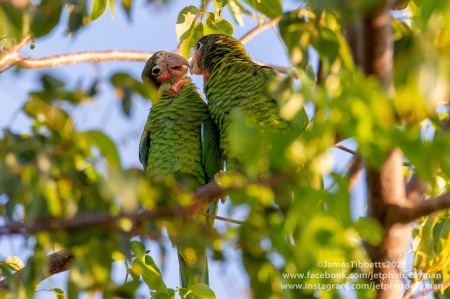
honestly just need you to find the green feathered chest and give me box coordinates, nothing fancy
[145,83,209,186]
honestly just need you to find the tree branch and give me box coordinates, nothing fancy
[1,49,153,72]
[390,191,450,224]
[0,250,74,290]
[335,143,357,155]
[0,167,299,289]
[0,181,224,236]
[345,156,364,191]
[0,37,291,75]
[239,17,281,45]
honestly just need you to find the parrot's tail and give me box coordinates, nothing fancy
[177,201,218,288]
[178,246,209,288]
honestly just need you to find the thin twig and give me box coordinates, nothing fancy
[239,17,281,45]
[345,156,364,191]
[335,143,357,155]
[201,213,244,225]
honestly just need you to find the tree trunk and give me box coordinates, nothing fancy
[361,2,411,298]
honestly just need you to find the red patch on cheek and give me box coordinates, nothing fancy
[203,72,210,82]
[160,71,171,81]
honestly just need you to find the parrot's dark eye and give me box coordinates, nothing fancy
[152,66,162,76]
[195,42,203,51]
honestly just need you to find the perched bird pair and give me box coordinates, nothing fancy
[139,34,309,289]
[139,50,221,289]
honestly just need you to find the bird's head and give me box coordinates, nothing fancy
[189,34,250,77]
[141,51,189,88]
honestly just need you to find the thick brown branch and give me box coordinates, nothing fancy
[361,2,409,297]
[0,182,223,236]
[0,182,223,289]
[0,47,291,75]
[1,50,153,71]
[0,250,74,290]
[0,167,300,289]
[391,191,450,224]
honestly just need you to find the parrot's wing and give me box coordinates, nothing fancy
[201,118,224,225]
[201,118,223,182]
[139,117,151,170]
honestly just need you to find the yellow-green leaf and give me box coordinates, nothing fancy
[108,0,115,19]
[181,21,204,58]
[82,130,121,170]
[243,0,282,18]
[176,6,200,41]
[204,13,233,36]
[5,256,25,271]
[50,288,66,299]
[131,256,167,293]
[90,0,107,21]
[189,283,217,299]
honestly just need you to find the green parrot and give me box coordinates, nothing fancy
[139,50,222,288]
[189,34,309,164]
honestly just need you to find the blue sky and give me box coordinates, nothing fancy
[0,1,365,298]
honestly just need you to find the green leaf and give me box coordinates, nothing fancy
[0,4,24,47]
[189,283,218,299]
[354,217,384,246]
[68,2,88,35]
[121,0,132,18]
[131,255,167,293]
[130,240,146,259]
[110,72,142,116]
[213,0,228,17]
[50,288,66,299]
[23,97,74,137]
[82,130,121,170]
[110,280,141,298]
[151,289,176,299]
[108,0,115,19]
[227,0,246,26]
[176,6,200,41]
[31,0,63,38]
[181,21,204,58]
[393,0,410,10]
[279,9,312,67]
[90,0,107,21]
[243,0,282,19]
[204,13,233,36]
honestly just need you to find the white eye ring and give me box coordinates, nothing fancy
[152,66,162,75]
[195,42,203,51]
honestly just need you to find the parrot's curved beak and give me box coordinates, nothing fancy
[166,53,189,74]
[165,52,189,83]
[189,51,202,75]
